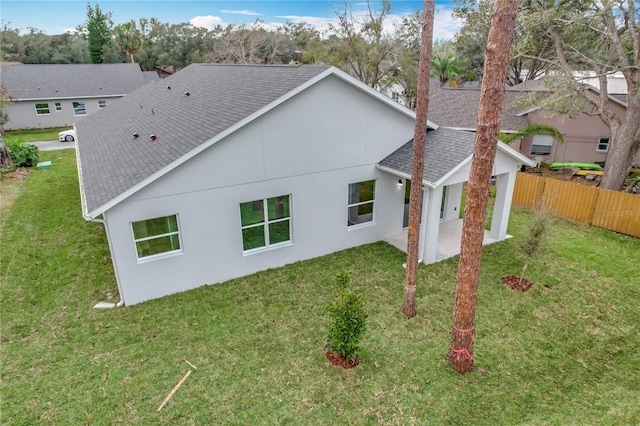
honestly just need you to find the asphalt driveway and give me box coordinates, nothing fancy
[30,140,76,151]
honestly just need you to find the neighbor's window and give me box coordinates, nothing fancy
[348,180,375,226]
[98,100,107,109]
[597,137,610,152]
[35,103,50,115]
[132,215,181,259]
[72,101,87,116]
[391,92,400,102]
[531,134,553,156]
[54,102,62,112]
[240,195,291,251]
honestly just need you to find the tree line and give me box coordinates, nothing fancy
[0,2,474,107]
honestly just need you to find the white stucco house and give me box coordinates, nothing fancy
[75,64,534,306]
[1,62,157,130]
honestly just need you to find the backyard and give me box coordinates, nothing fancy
[0,149,638,424]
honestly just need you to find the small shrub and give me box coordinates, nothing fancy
[326,272,367,363]
[7,142,39,167]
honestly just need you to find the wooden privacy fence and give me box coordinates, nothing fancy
[512,173,640,238]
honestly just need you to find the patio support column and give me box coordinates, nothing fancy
[490,170,516,240]
[417,187,429,262]
[421,185,443,264]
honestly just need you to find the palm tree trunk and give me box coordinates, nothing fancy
[403,0,434,319]
[449,0,519,374]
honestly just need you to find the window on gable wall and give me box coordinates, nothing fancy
[98,100,107,109]
[348,180,376,226]
[240,195,291,252]
[132,215,181,259]
[531,134,554,156]
[54,102,62,112]
[597,137,610,152]
[35,103,50,115]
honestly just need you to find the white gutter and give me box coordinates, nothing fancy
[375,164,436,188]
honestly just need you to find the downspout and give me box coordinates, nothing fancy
[89,216,125,307]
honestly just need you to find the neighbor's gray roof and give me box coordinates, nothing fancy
[427,81,528,131]
[1,63,151,100]
[378,127,476,185]
[76,63,331,216]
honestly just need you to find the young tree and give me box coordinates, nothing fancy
[86,2,112,63]
[448,0,519,374]
[113,21,143,63]
[402,0,434,319]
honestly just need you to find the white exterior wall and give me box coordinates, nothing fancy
[102,75,415,305]
[442,183,463,222]
[5,97,120,130]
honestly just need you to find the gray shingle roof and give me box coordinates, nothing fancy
[76,63,331,216]
[378,127,476,185]
[1,63,151,99]
[427,81,528,131]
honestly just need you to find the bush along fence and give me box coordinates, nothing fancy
[512,173,640,238]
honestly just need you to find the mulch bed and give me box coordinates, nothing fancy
[501,276,534,292]
[325,348,360,369]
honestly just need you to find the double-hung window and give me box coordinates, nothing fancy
[240,195,291,252]
[98,100,107,109]
[35,103,50,115]
[73,101,87,116]
[597,137,610,152]
[348,180,375,226]
[132,215,181,259]
[54,102,62,111]
[530,134,553,156]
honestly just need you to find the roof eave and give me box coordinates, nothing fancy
[375,164,435,188]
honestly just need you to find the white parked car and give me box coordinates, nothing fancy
[58,129,75,142]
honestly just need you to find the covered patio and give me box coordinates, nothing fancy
[385,219,509,263]
[377,127,535,266]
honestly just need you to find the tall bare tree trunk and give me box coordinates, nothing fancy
[403,0,434,319]
[448,0,519,374]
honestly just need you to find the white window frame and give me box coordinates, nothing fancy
[72,101,87,116]
[597,137,610,152]
[131,214,182,261]
[240,195,292,253]
[347,180,376,228]
[54,102,62,112]
[98,100,107,109]
[531,134,554,156]
[35,103,50,115]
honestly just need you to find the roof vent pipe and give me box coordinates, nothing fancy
[150,134,157,141]
[184,91,190,96]
[133,133,139,139]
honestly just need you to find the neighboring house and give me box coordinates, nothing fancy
[75,64,533,306]
[1,63,158,130]
[423,79,639,165]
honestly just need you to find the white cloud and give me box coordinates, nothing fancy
[433,8,461,40]
[276,15,337,34]
[189,15,224,30]
[220,10,262,16]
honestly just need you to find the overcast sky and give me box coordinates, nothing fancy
[1,0,462,40]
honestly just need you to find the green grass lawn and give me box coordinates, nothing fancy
[1,150,639,425]
[3,127,70,144]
